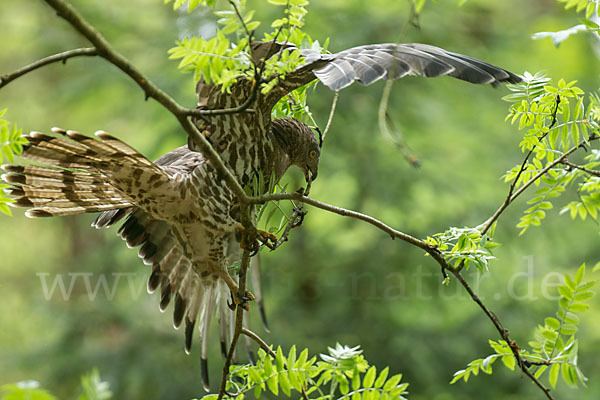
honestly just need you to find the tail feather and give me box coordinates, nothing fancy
[2,128,165,217]
[184,275,205,354]
[199,282,217,392]
[25,203,133,217]
[2,164,100,183]
[250,255,269,332]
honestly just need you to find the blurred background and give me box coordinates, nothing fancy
[1,0,599,399]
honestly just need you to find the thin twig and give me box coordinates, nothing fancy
[451,270,554,400]
[481,134,599,235]
[242,327,275,357]
[322,91,339,143]
[481,95,561,235]
[269,181,312,250]
[562,159,600,177]
[0,47,97,89]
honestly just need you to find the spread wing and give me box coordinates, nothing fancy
[93,145,266,390]
[265,42,522,107]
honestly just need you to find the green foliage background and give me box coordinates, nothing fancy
[1,0,599,399]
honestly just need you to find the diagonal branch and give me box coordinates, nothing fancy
[40,0,248,202]
[481,95,561,235]
[451,270,554,400]
[249,189,559,399]
[481,133,599,234]
[0,47,97,89]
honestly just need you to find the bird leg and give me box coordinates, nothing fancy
[235,223,278,251]
[218,268,255,311]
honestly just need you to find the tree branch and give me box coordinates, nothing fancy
[451,269,554,400]
[480,96,561,235]
[241,327,275,357]
[40,0,248,201]
[481,134,598,235]
[561,159,600,177]
[19,3,575,400]
[0,47,97,89]
[217,248,251,400]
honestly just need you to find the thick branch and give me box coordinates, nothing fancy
[40,0,247,201]
[0,48,97,89]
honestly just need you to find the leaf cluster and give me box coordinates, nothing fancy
[452,265,596,389]
[201,344,408,399]
[503,72,600,233]
[166,0,318,98]
[0,108,26,216]
[425,224,499,271]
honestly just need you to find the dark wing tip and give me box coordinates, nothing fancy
[258,300,270,333]
[201,358,210,392]
[220,340,228,359]
[147,266,161,293]
[25,209,53,218]
[185,317,196,354]
[160,282,173,311]
[173,293,186,328]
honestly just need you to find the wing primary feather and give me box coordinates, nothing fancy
[185,317,196,354]
[201,358,210,392]
[173,292,186,329]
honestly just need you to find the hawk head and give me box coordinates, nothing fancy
[270,117,321,182]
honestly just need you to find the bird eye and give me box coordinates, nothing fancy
[309,149,317,159]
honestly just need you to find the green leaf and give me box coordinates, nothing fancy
[295,348,308,369]
[559,324,578,335]
[569,302,590,312]
[561,363,579,387]
[248,367,262,385]
[545,317,560,330]
[279,371,291,396]
[574,264,585,285]
[534,365,548,379]
[549,363,560,388]
[0,202,13,216]
[288,369,302,392]
[574,291,595,301]
[501,355,516,370]
[382,374,402,391]
[78,369,112,400]
[374,367,389,389]
[266,373,278,395]
[276,347,285,372]
[558,284,573,299]
[338,375,350,395]
[363,366,376,388]
[254,383,262,399]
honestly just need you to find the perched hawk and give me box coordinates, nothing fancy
[2,42,520,389]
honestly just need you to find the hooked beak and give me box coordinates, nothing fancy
[304,165,318,182]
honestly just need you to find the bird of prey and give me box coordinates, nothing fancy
[2,42,521,389]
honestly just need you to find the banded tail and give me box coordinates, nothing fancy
[1,128,161,217]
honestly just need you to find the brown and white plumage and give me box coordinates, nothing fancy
[2,40,520,390]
